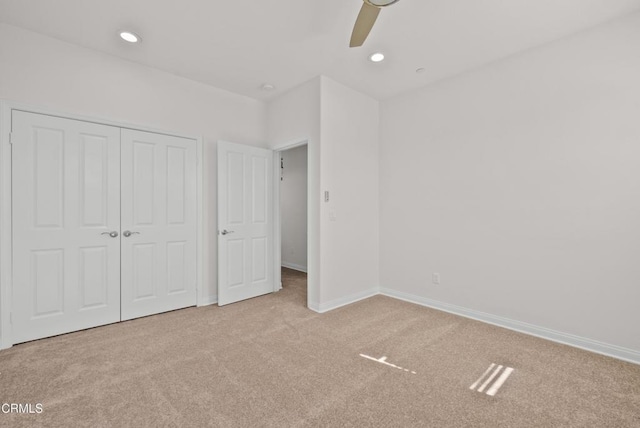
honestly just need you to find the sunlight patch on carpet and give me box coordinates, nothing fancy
[470,363,514,396]
[359,354,417,374]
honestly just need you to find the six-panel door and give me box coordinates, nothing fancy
[11,111,122,343]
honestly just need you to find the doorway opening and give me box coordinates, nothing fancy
[276,143,308,305]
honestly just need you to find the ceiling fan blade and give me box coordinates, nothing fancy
[350,3,381,48]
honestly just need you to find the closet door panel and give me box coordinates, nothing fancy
[11,111,121,343]
[120,129,197,320]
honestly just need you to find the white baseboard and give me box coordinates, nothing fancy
[314,288,379,314]
[198,295,218,307]
[308,301,321,313]
[281,262,307,273]
[379,288,640,366]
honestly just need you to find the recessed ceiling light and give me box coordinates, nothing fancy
[416,67,426,74]
[119,31,141,43]
[369,52,385,63]
[261,83,275,91]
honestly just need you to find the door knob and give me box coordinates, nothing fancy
[123,230,140,237]
[220,229,235,235]
[101,231,118,238]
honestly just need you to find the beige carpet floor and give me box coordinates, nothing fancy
[1,268,639,427]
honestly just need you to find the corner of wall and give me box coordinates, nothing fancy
[315,287,380,314]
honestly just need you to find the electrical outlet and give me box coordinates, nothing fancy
[432,273,441,285]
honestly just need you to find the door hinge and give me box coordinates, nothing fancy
[8,133,13,145]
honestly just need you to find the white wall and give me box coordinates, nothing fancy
[267,76,380,311]
[267,77,321,307]
[319,77,380,308]
[0,23,267,303]
[380,12,640,355]
[280,144,308,272]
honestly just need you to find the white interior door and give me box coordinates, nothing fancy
[12,111,121,343]
[217,141,274,306]
[120,129,197,320]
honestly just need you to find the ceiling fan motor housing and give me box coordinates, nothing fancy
[364,0,400,7]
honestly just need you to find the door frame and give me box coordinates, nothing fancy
[271,139,312,305]
[0,100,205,350]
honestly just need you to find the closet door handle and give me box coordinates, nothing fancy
[101,231,119,238]
[220,229,234,235]
[123,230,140,238]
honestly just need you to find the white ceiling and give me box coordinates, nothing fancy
[1,0,640,101]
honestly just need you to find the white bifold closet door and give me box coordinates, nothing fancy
[11,112,197,344]
[12,111,122,343]
[120,129,197,321]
